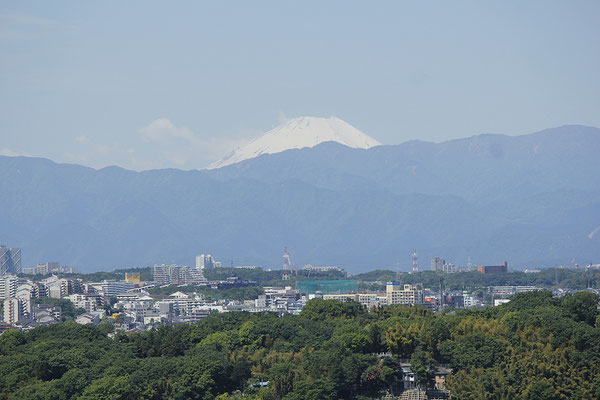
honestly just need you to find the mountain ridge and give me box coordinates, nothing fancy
[1,124,599,272]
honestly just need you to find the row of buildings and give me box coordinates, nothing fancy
[323,282,425,308]
[1,245,75,276]
[430,257,509,274]
[22,261,75,275]
[0,273,137,326]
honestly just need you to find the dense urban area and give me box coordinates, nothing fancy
[1,245,600,399]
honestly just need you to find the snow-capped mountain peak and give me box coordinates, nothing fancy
[208,116,381,169]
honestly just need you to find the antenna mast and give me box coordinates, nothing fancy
[412,249,419,273]
[282,246,292,280]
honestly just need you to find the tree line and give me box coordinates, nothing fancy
[0,290,599,399]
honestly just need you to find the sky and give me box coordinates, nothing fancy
[1,1,599,170]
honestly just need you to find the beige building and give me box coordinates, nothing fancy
[386,282,424,305]
[3,298,28,324]
[323,292,387,309]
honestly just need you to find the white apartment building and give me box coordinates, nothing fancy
[323,292,387,309]
[386,282,425,305]
[0,275,18,300]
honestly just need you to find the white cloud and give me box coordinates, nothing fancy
[136,118,256,169]
[0,148,32,157]
[59,118,258,171]
[139,118,196,143]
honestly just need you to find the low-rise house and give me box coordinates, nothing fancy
[76,310,104,325]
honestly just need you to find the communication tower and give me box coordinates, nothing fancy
[412,249,419,273]
[282,246,293,280]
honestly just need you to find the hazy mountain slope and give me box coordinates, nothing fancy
[1,125,599,272]
[211,125,600,203]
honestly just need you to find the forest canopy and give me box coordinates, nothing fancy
[0,291,599,399]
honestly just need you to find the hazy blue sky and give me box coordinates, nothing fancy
[1,1,599,170]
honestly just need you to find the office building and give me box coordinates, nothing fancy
[0,246,21,275]
[478,261,508,274]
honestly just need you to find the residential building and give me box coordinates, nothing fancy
[35,262,74,275]
[76,310,104,325]
[431,257,445,271]
[160,292,206,316]
[255,286,302,311]
[39,276,83,298]
[196,254,214,270]
[3,297,29,324]
[323,292,386,309]
[101,280,134,298]
[0,245,21,275]
[431,257,456,273]
[386,282,425,305]
[302,265,345,273]
[0,275,18,300]
[401,364,417,390]
[153,264,205,284]
[490,286,540,295]
[68,293,102,312]
[463,291,480,308]
[32,304,62,324]
[36,262,59,275]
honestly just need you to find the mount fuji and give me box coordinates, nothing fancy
[208,116,380,169]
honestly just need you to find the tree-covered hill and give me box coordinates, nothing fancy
[353,268,600,290]
[0,291,599,399]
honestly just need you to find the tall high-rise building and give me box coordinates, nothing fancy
[196,254,214,271]
[431,257,445,271]
[0,275,18,301]
[0,246,21,275]
[154,264,205,285]
[431,257,456,273]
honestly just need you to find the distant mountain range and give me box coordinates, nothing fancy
[1,124,599,273]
